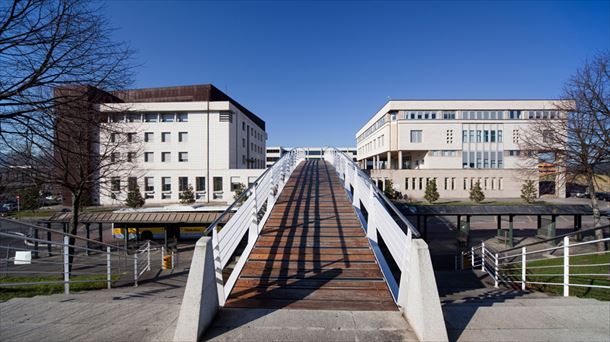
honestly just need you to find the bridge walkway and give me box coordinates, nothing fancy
[224,160,396,310]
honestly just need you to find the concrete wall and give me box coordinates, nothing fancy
[398,238,448,342]
[173,237,218,342]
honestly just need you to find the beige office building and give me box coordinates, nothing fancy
[355,100,566,199]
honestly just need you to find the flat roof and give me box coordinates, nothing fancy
[46,211,234,224]
[399,204,593,216]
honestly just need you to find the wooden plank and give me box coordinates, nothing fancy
[247,253,376,262]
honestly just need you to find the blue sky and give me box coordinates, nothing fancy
[102,0,610,147]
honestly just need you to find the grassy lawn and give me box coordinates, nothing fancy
[505,253,610,301]
[0,274,118,301]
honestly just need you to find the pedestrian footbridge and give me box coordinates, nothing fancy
[173,148,447,341]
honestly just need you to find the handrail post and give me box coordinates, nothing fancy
[481,242,485,272]
[63,235,70,295]
[147,240,151,271]
[471,246,474,267]
[106,246,112,289]
[366,183,377,241]
[249,187,258,244]
[494,252,499,288]
[563,236,569,297]
[171,250,175,269]
[134,253,138,287]
[521,247,526,291]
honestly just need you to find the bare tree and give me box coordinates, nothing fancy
[0,0,137,268]
[520,51,610,250]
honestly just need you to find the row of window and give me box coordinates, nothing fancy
[429,150,457,157]
[140,151,189,163]
[403,177,504,191]
[462,129,504,143]
[356,116,386,143]
[109,112,189,123]
[110,176,247,200]
[462,150,504,169]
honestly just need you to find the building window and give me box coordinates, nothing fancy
[213,177,223,199]
[176,113,188,122]
[483,130,489,143]
[242,122,245,130]
[161,113,174,122]
[196,177,205,192]
[230,177,241,191]
[144,177,154,192]
[405,178,409,190]
[477,130,482,143]
[444,177,448,190]
[128,177,137,192]
[462,130,467,143]
[127,113,141,122]
[542,130,553,143]
[178,132,188,142]
[144,132,153,142]
[110,133,117,143]
[161,177,171,192]
[161,132,170,142]
[508,110,518,119]
[111,152,120,163]
[144,113,158,122]
[178,152,188,162]
[512,129,520,144]
[178,177,188,192]
[499,177,504,190]
[418,177,423,190]
[498,130,503,143]
[144,152,153,162]
[451,177,455,190]
[127,132,136,143]
[127,152,136,162]
[111,177,120,192]
[443,112,456,120]
[410,130,422,143]
[446,130,453,144]
[161,152,170,162]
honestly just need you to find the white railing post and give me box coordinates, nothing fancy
[106,246,112,289]
[521,247,526,290]
[212,230,226,306]
[563,236,569,297]
[366,184,377,242]
[147,241,151,271]
[171,250,175,269]
[481,242,485,272]
[63,235,69,294]
[134,253,138,287]
[471,246,474,267]
[249,187,258,244]
[494,252,499,288]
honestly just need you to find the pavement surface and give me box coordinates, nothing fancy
[202,308,418,341]
[0,255,190,342]
[437,269,610,342]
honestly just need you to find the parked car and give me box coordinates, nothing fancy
[571,190,590,198]
[594,192,610,201]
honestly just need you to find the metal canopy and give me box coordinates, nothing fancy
[401,204,593,216]
[44,211,234,224]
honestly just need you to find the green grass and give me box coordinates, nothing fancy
[6,210,60,218]
[0,274,118,301]
[504,253,610,301]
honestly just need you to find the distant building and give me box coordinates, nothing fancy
[356,100,567,199]
[57,84,267,205]
[266,146,357,167]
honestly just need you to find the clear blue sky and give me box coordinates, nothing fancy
[102,0,610,147]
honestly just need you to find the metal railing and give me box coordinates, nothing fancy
[0,217,157,294]
[209,148,304,305]
[463,225,610,296]
[324,147,420,303]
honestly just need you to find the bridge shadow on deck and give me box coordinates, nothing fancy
[222,160,395,312]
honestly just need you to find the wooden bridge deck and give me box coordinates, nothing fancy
[224,160,396,311]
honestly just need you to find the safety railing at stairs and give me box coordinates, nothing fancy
[463,224,610,296]
[324,147,421,302]
[206,148,305,305]
[0,217,154,294]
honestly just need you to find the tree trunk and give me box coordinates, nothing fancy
[586,174,606,252]
[68,191,82,274]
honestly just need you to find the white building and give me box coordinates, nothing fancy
[356,100,567,199]
[266,147,357,167]
[98,85,266,205]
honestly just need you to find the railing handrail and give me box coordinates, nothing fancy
[0,216,128,252]
[205,149,299,236]
[325,147,421,237]
[498,224,610,254]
